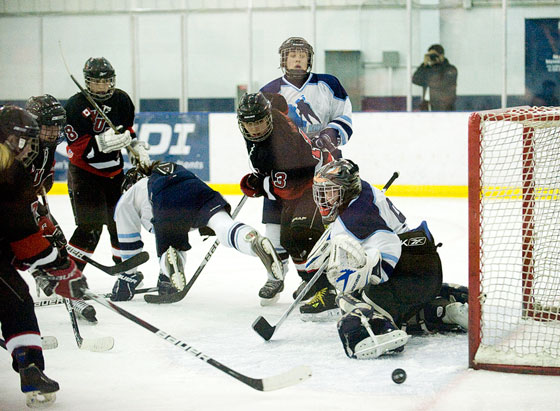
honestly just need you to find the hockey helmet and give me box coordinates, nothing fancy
[83,57,116,101]
[237,92,273,142]
[279,37,314,80]
[0,105,40,168]
[26,94,66,146]
[121,166,147,193]
[313,159,362,224]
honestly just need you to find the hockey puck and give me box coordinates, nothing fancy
[392,368,406,384]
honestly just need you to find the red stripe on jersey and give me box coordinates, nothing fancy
[10,231,51,260]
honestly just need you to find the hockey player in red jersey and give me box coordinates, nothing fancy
[0,105,88,408]
[64,57,149,288]
[237,92,338,317]
[25,94,97,323]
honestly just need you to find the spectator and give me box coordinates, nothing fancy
[412,44,457,111]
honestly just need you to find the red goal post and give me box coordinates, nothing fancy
[468,106,560,375]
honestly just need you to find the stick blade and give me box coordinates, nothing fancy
[80,336,115,352]
[260,365,312,391]
[251,316,275,341]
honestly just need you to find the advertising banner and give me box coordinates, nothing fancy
[54,112,210,181]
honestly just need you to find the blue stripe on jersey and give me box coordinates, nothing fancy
[312,74,349,100]
[329,120,352,144]
[118,232,141,239]
[340,182,391,240]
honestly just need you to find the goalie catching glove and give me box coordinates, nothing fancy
[95,127,132,153]
[128,139,151,169]
[326,234,382,294]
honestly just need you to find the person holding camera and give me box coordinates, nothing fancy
[412,44,457,111]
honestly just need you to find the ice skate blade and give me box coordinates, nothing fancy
[300,308,341,322]
[26,391,56,408]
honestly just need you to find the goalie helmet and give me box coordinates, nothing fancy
[313,159,362,224]
[0,105,40,168]
[237,92,273,142]
[83,57,116,101]
[25,94,67,146]
[121,166,147,193]
[279,37,314,80]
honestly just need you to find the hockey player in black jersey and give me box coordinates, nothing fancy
[0,105,88,408]
[64,57,150,280]
[25,94,97,323]
[238,92,339,312]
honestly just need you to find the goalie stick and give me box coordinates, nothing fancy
[252,171,400,341]
[0,336,58,351]
[144,195,248,304]
[34,286,159,307]
[83,288,311,391]
[63,298,114,352]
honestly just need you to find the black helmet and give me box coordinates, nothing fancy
[279,37,314,80]
[0,105,40,168]
[237,92,273,142]
[26,94,66,146]
[121,166,147,193]
[313,159,362,224]
[83,57,116,101]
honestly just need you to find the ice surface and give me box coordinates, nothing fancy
[1,195,559,410]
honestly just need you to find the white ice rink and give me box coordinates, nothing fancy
[1,194,559,410]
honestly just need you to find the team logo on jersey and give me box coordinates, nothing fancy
[290,96,321,132]
[402,237,427,247]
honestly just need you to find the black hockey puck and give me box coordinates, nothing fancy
[392,368,406,384]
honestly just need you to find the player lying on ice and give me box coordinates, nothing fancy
[110,161,284,301]
[306,158,468,359]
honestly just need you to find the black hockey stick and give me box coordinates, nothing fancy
[63,298,114,352]
[252,261,328,341]
[57,41,140,159]
[252,171,400,341]
[34,287,159,307]
[144,195,248,304]
[65,245,149,276]
[83,288,311,391]
[0,336,58,351]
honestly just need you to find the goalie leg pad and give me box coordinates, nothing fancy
[337,307,409,359]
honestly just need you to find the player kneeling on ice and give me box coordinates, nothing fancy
[307,159,468,359]
[111,161,283,301]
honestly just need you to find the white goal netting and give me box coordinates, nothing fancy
[471,106,560,371]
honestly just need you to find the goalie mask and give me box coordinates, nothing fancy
[279,37,314,80]
[313,159,362,224]
[26,94,67,146]
[83,57,116,101]
[237,92,273,142]
[0,105,40,168]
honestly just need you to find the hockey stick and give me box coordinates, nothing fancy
[252,261,328,341]
[34,287,159,308]
[252,171,401,341]
[65,245,149,275]
[57,41,139,159]
[83,288,311,391]
[63,298,114,352]
[0,336,58,351]
[144,195,248,304]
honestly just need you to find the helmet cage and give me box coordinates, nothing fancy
[121,167,147,193]
[0,106,40,167]
[279,37,314,80]
[313,177,344,224]
[83,57,116,101]
[237,93,273,142]
[26,95,66,146]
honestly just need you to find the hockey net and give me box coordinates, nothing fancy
[468,106,560,375]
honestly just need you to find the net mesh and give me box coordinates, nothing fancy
[475,106,560,368]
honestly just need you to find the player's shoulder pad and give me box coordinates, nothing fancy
[314,74,348,100]
[260,78,282,93]
[153,162,176,175]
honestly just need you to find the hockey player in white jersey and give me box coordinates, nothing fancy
[306,159,468,358]
[258,36,354,304]
[111,161,283,302]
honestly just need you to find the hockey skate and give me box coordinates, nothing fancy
[71,299,98,324]
[258,279,284,306]
[163,246,186,291]
[245,230,284,281]
[442,302,468,330]
[292,280,318,301]
[300,284,341,322]
[13,347,59,408]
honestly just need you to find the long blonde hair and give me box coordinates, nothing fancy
[0,143,15,172]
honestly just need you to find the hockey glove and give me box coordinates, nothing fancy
[240,173,265,198]
[128,139,151,170]
[312,130,338,153]
[44,258,87,300]
[37,216,67,250]
[95,128,132,153]
[110,272,144,301]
